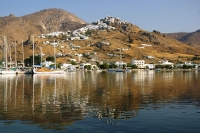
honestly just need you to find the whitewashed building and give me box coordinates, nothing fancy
[132,60,145,68]
[159,60,173,66]
[145,64,155,69]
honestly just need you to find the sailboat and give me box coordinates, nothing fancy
[33,39,64,74]
[108,48,124,72]
[16,40,32,74]
[0,36,17,74]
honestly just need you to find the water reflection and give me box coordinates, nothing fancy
[0,71,200,130]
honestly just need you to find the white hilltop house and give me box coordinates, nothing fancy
[37,16,118,41]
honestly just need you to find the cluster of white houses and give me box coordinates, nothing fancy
[131,60,200,69]
[131,60,173,69]
[2,58,200,70]
[37,17,118,42]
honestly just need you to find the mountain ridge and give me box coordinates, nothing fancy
[166,29,200,45]
[0,9,200,64]
[0,8,86,43]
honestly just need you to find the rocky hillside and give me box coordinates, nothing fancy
[0,8,86,43]
[0,9,200,65]
[8,16,199,65]
[166,29,200,45]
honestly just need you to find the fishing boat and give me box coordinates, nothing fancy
[33,68,64,74]
[32,39,64,74]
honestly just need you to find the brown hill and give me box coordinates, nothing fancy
[0,11,200,65]
[17,17,200,65]
[166,29,200,45]
[0,8,86,43]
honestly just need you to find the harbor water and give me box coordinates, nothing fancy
[0,70,200,133]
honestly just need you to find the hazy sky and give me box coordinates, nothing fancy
[1,0,200,33]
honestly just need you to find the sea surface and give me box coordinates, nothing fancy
[0,70,200,133]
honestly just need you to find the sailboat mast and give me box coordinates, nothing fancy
[22,40,24,68]
[54,39,56,69]
[4,36,7,69]
[40,47,42,67]
[9,43,12,68]
[15,40,17,68]
[32,36,34,68]
[9,45,12,68]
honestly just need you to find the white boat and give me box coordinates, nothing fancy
[0,69,17,74]
[116,69,124,72]
[108,68,124,72]
[108,69,117,72]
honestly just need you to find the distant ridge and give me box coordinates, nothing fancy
[166,29,200,45]
[0,8,86,43]
[0,10,200,64]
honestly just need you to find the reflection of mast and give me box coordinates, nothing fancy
[22,75,24,110]
[32,74,35,114]
[54,76,57,104]
[15,75,18,108]
[4,77,8,111]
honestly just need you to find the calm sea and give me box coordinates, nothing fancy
[0,70,200,133]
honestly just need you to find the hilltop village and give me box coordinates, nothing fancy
[1,16,200,71]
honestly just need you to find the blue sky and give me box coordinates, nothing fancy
[1,0,200,33]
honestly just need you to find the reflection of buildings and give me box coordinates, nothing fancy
[1,71,199,129]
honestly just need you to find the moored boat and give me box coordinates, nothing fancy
[33,67,64,74]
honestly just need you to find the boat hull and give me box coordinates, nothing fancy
[33,70,64,74]
[0,70,17,74]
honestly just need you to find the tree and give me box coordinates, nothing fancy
[155,65,164,69]
[99,62,109,69]
[24,55,41,66]
[84,65,91,70]
[46,56,55,62]
[131,64,138,69]
[127,63,132,67]
[71,61,77,65]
